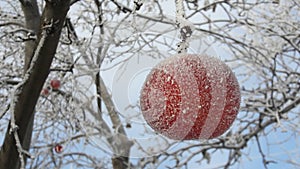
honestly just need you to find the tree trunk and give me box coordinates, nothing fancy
[0,1,71,168]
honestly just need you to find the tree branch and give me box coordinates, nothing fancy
[100,76,133,169]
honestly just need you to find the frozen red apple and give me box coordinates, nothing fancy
[140,54,241,140]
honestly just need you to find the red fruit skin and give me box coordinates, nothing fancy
[140,54,241,140]
[50,79,61,90]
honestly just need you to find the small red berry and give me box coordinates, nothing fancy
[54,144,63,153]
[50,79,61,90]
[41,88,49,96]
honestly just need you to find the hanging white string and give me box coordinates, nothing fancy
[175,0,195,54]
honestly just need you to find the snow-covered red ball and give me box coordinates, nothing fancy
[140,54,240,140]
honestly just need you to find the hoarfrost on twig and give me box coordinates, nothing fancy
[175,0,195,54]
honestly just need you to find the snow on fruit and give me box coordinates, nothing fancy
[140,54,241,140]
[50,79,61,90]
[54,144,63,153]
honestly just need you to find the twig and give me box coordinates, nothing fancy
[175,0,194,54]
[0,105,10,120]
[8,30,47,169]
